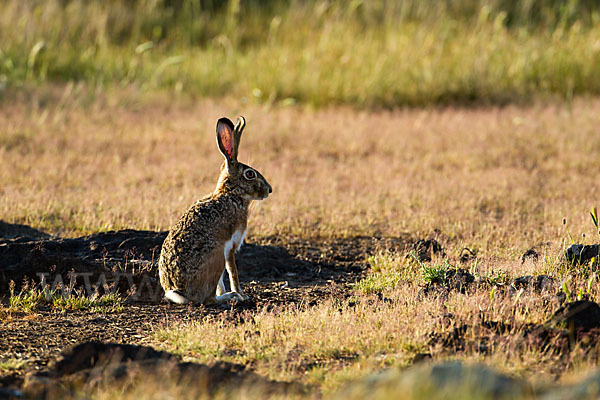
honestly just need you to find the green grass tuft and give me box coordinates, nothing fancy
[421,261,450,285]
[7,287,124,313]
[0,358,28,372]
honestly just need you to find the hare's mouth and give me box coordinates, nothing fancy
[261,187,272,199]
[254,192,269,201]
[242,192,270,201]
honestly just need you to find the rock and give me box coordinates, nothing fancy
[410,352,432,364]
[541,370,600,400]
[521,248,539,263]
[422,267,475,295]
[459,247,476,263]
[565,244,599,266]
[0,387,22,400]
[549,301,600,331]
[335,361,531,400]
[446,268,475,293]
[511,275,554,293]
[428,321,514,353]
[21,375,55,399]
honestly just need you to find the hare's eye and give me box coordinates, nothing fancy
[244,169,257,180]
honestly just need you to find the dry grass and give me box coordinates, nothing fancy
[154,296,425,388]
[151,254,600,391]
[2,87,600,257]
[147,256,600,399]
[4,87,600,397]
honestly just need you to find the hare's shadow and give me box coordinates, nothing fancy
[237,243,318,288]
[237,239,371,290]
[0,223,370,297]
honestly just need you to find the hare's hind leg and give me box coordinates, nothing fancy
[212,266,246,303]
[209,278,245,304]
[216,270,226,296]
[205,286,244,305]
[207,259,244,304]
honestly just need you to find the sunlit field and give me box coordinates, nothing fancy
[3,1,600,399]
[3,88,600,255]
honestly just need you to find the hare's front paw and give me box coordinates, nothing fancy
[215,291,249,304]
[235,291,250,301]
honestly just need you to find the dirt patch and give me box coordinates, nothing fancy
[0,224,412,390]
[0,220,50,240]
[21,342,302,399]
[0,229,167,296]
[0,227,409,301]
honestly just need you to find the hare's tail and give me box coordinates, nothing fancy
[165,290,190,304]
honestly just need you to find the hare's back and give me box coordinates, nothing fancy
[161,205,222,266]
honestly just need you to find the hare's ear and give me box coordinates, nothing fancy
[233,116,246,152]
[216,117,236,164]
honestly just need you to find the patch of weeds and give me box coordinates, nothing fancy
[410,252,453,286]
[7,282,124,313]
[8,282,47,313]
[421,262,450,286]
[0,358,28,371]
[355,272,403,294]
[366,252,402,274]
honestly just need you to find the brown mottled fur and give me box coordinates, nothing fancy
[158,117,271,304]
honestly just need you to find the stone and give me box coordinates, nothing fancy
[336,361,531,400]
[565,244,599,266]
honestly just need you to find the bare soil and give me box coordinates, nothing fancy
[0,222,410,390]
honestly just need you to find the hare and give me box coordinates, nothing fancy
[158,116,272,304]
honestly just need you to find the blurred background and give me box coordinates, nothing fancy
[2,0,600,107]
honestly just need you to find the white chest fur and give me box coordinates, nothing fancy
[224,229,246,258]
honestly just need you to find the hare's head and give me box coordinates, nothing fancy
[215,116,272,201]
